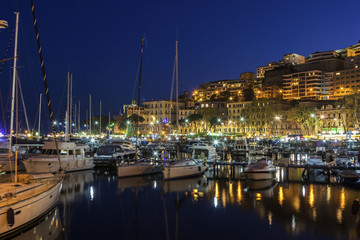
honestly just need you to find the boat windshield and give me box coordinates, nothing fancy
[194,149,209,159]
[42,149,58,155]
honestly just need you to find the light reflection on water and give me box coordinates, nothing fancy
[56,167,360,240]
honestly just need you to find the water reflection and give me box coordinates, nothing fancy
[57,167,360,239]
[117,174,160,191]
[163,175,207,193]
[12,207,61,240]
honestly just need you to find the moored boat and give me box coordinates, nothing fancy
[306,155,326,166]
[244,159,276,181]
[162,160,208,180]
[117,160,162,178]
[0,173,62,238]
[338,170,360,187]
[22,142,94,173]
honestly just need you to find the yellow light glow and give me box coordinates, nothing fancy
[237,181,242,204]
[309,184,314,208]
[278,187,284,206]
[340,187,345,209]
[229,182,233,200]
[222,189,227,207]
[326,186,331,203]
[215,182,219,199]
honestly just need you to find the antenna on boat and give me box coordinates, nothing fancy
[30,0,62,171]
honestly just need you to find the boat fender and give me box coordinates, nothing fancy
[7,208,15,227]
[198,166,201,171]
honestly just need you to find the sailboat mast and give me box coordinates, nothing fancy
[89,94,92,134]
[9,12,19,153]
[175,40,179,133]
[38,93,42,136]
[100,100,102,134]
[66,72,70,135]
[78,100,80,131]
[70,73,73,135]
[136,36,144,143]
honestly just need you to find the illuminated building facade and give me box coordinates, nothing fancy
[256,62,281,78]
[283,53,305,65]
[333,69,360,98]
[142,100,185,125]
[192,79,248,102]
[283,71,333,100]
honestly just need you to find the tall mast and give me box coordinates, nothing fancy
[38,93,42,136]
[89,94,92,134]
[70,73,73,134]
[175,40,179,133]
[66,72,70,135]
[78,100,80,131]
[136,36,144,146]
[100,100,102,134]
[9,12,19,153]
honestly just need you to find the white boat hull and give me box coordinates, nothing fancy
[0,180,62,238]
[23,158,94,173]
[163,165,208,180]
[245,168,276,181]
[117,164,161,178]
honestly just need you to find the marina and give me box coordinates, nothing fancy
[0,165,358,239]
[1,0,360,239]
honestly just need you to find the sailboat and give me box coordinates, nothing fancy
[162,40,208,180]
[117,36,162,178]
[0,11,62,238]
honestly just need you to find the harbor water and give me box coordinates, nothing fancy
[19,165,360,240]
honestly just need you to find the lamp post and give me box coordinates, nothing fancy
[95,121,99,134]
[240,117,245,135]
[274,116,281,137]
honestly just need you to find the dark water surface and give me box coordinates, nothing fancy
[49,167,360,240]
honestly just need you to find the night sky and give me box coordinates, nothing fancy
[0,0,359,133]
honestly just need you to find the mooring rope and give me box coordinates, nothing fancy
[30,0,62,171]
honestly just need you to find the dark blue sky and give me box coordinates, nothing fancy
[0,0,360,132]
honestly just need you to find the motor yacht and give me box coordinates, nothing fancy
[244,159,276,181]
[162,160,208,180]
[117,160,162,178]
[23,142,94,173]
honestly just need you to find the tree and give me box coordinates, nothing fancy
[209,117,221,132]
[197,107,218,132]
[187,113,203,134]
[290,106,317,136]
[337,95,360,136]
[243,85,255,101]
[127,114,145,124]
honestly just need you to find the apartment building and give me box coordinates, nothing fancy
[283,70,333,100]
